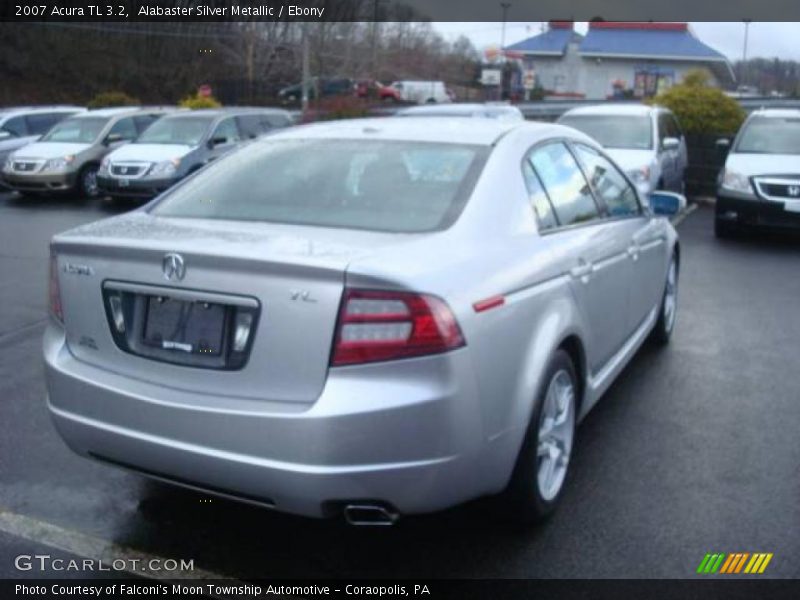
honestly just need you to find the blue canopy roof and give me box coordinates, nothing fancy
[579,27,727,60]
[504,28,580,56]
[504,24,734,84]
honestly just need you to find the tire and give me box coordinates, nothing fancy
[714,217,736,239]
[650,253,679,345]
[78,164,100,199]
[500,349,578,524]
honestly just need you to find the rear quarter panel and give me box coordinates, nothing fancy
[345,127,594,489]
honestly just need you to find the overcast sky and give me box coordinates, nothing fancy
[434,22,800,62]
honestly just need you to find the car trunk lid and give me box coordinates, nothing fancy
[52,212,410,405]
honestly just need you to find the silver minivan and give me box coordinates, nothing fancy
[2,108,170,198]
[97,108,293,201]
[0,106,84,167]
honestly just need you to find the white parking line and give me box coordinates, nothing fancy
[0,507,232,584]
[671,202,698,227]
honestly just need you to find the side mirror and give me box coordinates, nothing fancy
[104,133,124,145]
[661,137,680,151]
[0,131,12,141]
[208,136,227,148]
[649,191,687,216]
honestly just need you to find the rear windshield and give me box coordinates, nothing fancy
[559,115,653,150]
[40,117,108,143]
[736,116,800,154]
[151,139,487,232]
[136,116,214,146]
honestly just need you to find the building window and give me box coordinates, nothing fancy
[633,68,675,98]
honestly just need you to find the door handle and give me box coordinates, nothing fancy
[627,245,640,261]
[570,260,593,282]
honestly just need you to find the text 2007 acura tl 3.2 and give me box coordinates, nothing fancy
[44,118,680,525]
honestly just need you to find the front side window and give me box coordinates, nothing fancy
[210,118,241,145]
[559,115,653,150]
[736,116,800,155]
[41,117,109,143]
[529,143,600,227]
[573,144,641,218]
[107,117,138,141]
[152,139,486,233]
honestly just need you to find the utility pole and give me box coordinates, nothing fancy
[741,19,752,89]
[499,3,511,100]
[370,0,383,81]
[301,23,310,118]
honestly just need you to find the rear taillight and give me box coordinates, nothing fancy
[49,253,63,323]
[331,289,465,366]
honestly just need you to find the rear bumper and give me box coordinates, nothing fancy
[716,193,800,231]
[97,175,178,199]
[1,170,78,193]
[44,323,503,519]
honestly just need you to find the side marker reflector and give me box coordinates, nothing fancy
[473,295,505,313]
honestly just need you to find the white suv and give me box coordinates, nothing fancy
[558,104,688,197]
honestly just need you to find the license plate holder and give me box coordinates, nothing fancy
[784,200,800,213]
[142,296,226,356]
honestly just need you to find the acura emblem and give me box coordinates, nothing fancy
[162,253,186,281]
[788,185,800,197]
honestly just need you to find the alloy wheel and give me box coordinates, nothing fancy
[536,369,575,501]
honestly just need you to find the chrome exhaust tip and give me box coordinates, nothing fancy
[343,504,399,526]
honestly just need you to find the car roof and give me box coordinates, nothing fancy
[78,107,152,118]
[160,108,289,119]
[749,108,800,118]
[0,106,84,118]
[398,104,522,116]
[73,107,179,120]
[561,104,663,117]
[265,117,529,146]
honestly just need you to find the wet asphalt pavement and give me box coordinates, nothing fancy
[0,191,798,580]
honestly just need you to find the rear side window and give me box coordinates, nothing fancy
[529,143,600,227]
[573,144,640,218]
[265,114,291,128]
[236,114,270,139]
[521,158,558,231]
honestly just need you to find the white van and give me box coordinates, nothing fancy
[389,81,451,104]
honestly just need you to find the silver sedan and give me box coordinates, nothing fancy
[44,118,681,525]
